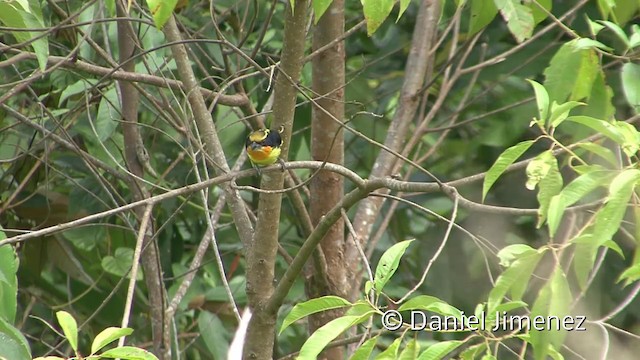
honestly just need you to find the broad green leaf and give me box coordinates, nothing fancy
[598,20,630,49]
[565,116,623,144]
[56,311,78,353]
[547,170,610,237]
[525,150,553,191]
[543,40,599,103]
[398,338,421,360]
[91,327,134,354]
[397,0,411,21]
[349,336,378,360]
[618,262,640,285]
[95,86,121,142]
[571,235,598,289]
[345,300,376,316]
[298,314,374,360]
[0,1,49,71]
[362,0,394,36]
[586,16,605,36]
[630,24,640,48]
[100,346,159,360]
[573,143,617,167]
[527,0,550,25]
[33,357,65,360]
[526,79,549,122]
[101,248,143,280]
[313,0,333,24]
[375,337,402,360]
[459,344,487,360]
[621,63,640,111]
[496,244,537,267]
[614,122,640,157]
[535,154,562,227]
[145,0,178,29]
[0,317,31,360]
[483,140,536,201]
[469,0,498,36]
[488,249,544,313]
[279,295,352,334]
[548,101,585,128]
[529,268,571,360]
[493,0,534,42]
[374,240,414,294]
[573,38,613,52]
[0,244,18,324]
[198,312,228,360]
[592,169,640,244]
[398,295,462,320]
[417,340,463,360]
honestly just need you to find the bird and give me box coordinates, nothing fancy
[245,127,285,173]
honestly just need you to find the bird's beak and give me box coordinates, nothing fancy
[250,143,261,151]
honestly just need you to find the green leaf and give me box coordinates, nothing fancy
[100,346,159,360]
[618,262,640,285]
[565,116,623,144]
[598,20,630,49]
[488,249,544,313]
[469,0,498,36]
[573,38,613,52]
[374,240,414,294]
[527,0,550,25]
[398,338,421,360]
[348,336,378,360]
[145,0,178,29]
[349,336,378,360]
[198,312,228,360]
[56,311,78,353]
[279,295,352,334]
[459,344,487,360]
[535,153,562,227]
[526,79,550,123]
[398,295,462,320]
[621,63,640,111]
[298,314,374,360]
[525,150,553,191]
[417,340,463,360]
[101,248,143,280]
[614,121,640,157]
[543,40,599,103]
[592,169,640,244]
[313,0,333,24]
[483,140,536,201]
[493,0,534,42]
[548,101,585,128]
[547,170,610,237]
[573,143,617,167]
[375,337,402,360]
[0,244,18,324]
[362,0,394,36]
[95,86,121,142]
[571,235,598,289]
[0,1,49,71]
[630,24,640,48]
[586,16,605,36]
[529,268,572,360]
[397,0,411,21]
[496,244,537,267]
[0,317,31,360]
[91,327,134,355]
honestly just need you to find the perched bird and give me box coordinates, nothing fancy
[245,127,284,172]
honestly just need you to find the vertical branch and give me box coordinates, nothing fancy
[115,1,167,356]
[243,0,309,359]
[307,0,346,357]
[344,0,441,300]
